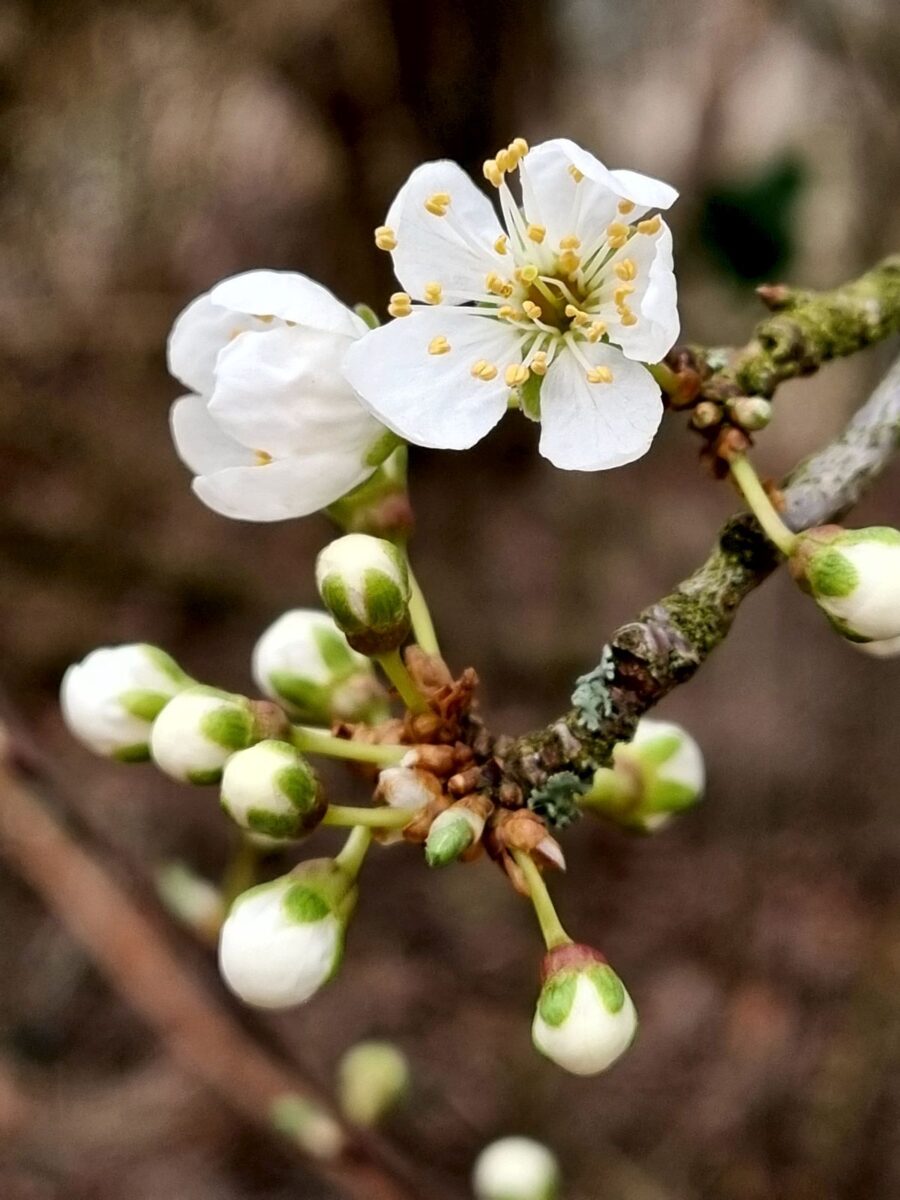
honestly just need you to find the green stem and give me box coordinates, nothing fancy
[290,726,406,767]
[511,849,572,951]
[374,649,430,715]
[322,804,413,830]
[730,454,799,557]
[333,826,373,880]
[220,838,260,907]
[407,568,441,657]
[647,360,680,396]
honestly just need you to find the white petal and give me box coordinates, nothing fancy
[170,394,255,475]
[539,342,663,471]
[208,324,384,457]
[193,452,372,523]
[594,221,679,362]
[385,161,505,303]
[210,270,367,338]
[167,292,266,395]
[343,308,517,450]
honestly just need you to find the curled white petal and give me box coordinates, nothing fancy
[594,222,679,363]
[192,451,373,522]
[170,394,255,475]
[210,269,367,338]
[167,292,267,396]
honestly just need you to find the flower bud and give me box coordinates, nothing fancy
[376,765,443,844]
[472,1136,561,1200]
[336,1040,410,1127]
[315,534,411,655]
[854,634,900,659]
[61,644,192,761]
[728,395,772,431]
[582,716,705,832]
[218,859,356,1008]
[532,944,637,1076]
[252,609,386,725]
[790,525,900,643]
[425,803,485,867]
[155,861,225,941]
[220,740,326,840]
[151,685,255,784]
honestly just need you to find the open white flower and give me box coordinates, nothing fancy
[344,137,679,471]
[168,270,392,521]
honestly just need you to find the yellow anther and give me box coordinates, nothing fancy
[522,300,543,320]
[564,304,590,326]
[424,281,443,304]
[494,233,508,255]
[483,159,503,188]
[374,225,397,251]
[509,136,529,160]
[568,164,584,183]
[558,251,581,275]
[617,199,636,215]
[496,148,513,173]
[428,335,451,356]
[471,359,498,381]
[530,351,548,376]
[497,304,521,320]
[527,223,546,244]
[387,292,413,318]
[587,366,614,384]
[587,320,607,342]
[614,258,637,281]
[517,263,539,283]
[638,215,661,235]
[486,271,513,297]
[614,284,635,307]
[606,221,631,248]
[424,192,451,216]
[254,450,273,466]
[620,309,639,327]
[559,235,581,250]
[505,363,530,387]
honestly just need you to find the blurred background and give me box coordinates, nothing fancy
[1,0,900,1197]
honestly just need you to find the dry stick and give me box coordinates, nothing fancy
[500,352,900,793]
[0,753,442,1200]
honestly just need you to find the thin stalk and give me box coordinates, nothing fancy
[374,649,430,715]
[322,805,413,830]
[291,726,406,767]
[511,849,572,951]
[220,838,260,907]
[730,453,799,557]
[647,360,681,396]
[407,568,441,657]
[333,826,373,880]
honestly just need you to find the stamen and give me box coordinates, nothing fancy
[529,350,548,376]
[568,164,584,183]
[388,292,413,318]
[428,335,451,355]
[254,450,273,466]
[614,258,637,281]
[471,359,498,381]
[486,271,514,298]
[559,235,581,250]
[557,251,581,276]
[587,366,614,384]
[508,136,529,162]
[374,225,397,251]
[565,303,591,327]
[619,308,639,326]
[617,199,636,215]
[586,320,607,342]
[497,304,522,320]
[494,234,509,255]
[605,221,631,250]
[522,300,543,320]
[424,281,443,305]
[638,215,661,235]
[614,283,635,307]
[527,223,547,244]
[505,363,530,387]
[483,159,503,188]
[424,192,451,217]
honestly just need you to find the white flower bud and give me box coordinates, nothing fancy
[791,525,900,643]
[218,863,353,1008]
[155,861,224,939]
[532,945,637,1076]
[854,634,900,659]
[252,608,384,724]
[220,740,325,840]
[473,1136,560,1200]
[61,644,192,760]
[375,765,442,844]
[337,1040,410,1127]
[151,685,255,784]
[315,534,410,655]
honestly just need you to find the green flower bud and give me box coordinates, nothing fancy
[315,534,411,655]
[728,395,772,431]
[336,1040,410,1127]
[424,805,484,867]
[790,524,900,643]
[151,685,255,785]
[220,740,326,840]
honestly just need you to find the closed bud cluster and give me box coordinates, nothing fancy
[151,685,255,785]
[581,716,705,832]
[61,644,193,761]
[336,1040,410,1127]
[220,740,325,840]
[315,534,411,655]
[425,801,485,867]
[218,858,357,1009]
[790,524,900,643]
[532,944,637,1076]
[252,608,386,725]
[472,1136,561,1200]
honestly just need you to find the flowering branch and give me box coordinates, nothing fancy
[498,351,900,794]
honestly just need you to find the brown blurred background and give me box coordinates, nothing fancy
[1,0,900,1197]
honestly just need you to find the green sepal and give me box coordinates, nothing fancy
[201,704,253,752]
[354,302,381,330]
[282,883,331,923]
[267,673,331,724]
[425,816,473,867]
[808,548,859,598]
[141,644,192,686]
[187,766,223,786]
[112,741,151,763]
[519,370,544,421]
[636,733,682,768]
[320,576,365,636]
[120,688,172,723]
[537,970,578,1028]
[246,807,301,839]
[586,964,625,1014]
[311,625,359,678]
[647,777,699,813]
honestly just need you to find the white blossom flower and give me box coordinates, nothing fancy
[344,137,679,471]
[532,946,637,1076]
[151,685,255,784]
[218,870,349,1008]
[61,644,192,760]
[168,270,393,521]
[791,525,900,643]
[473,1136,561,1200]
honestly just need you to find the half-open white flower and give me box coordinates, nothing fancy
[219,863,354,1008]
[168,270,393,521]
[61,644,192,761]
[790,525,900,643]
[532,944,637,1076]
[344,137,678,471]
[473,1136,561,1200]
